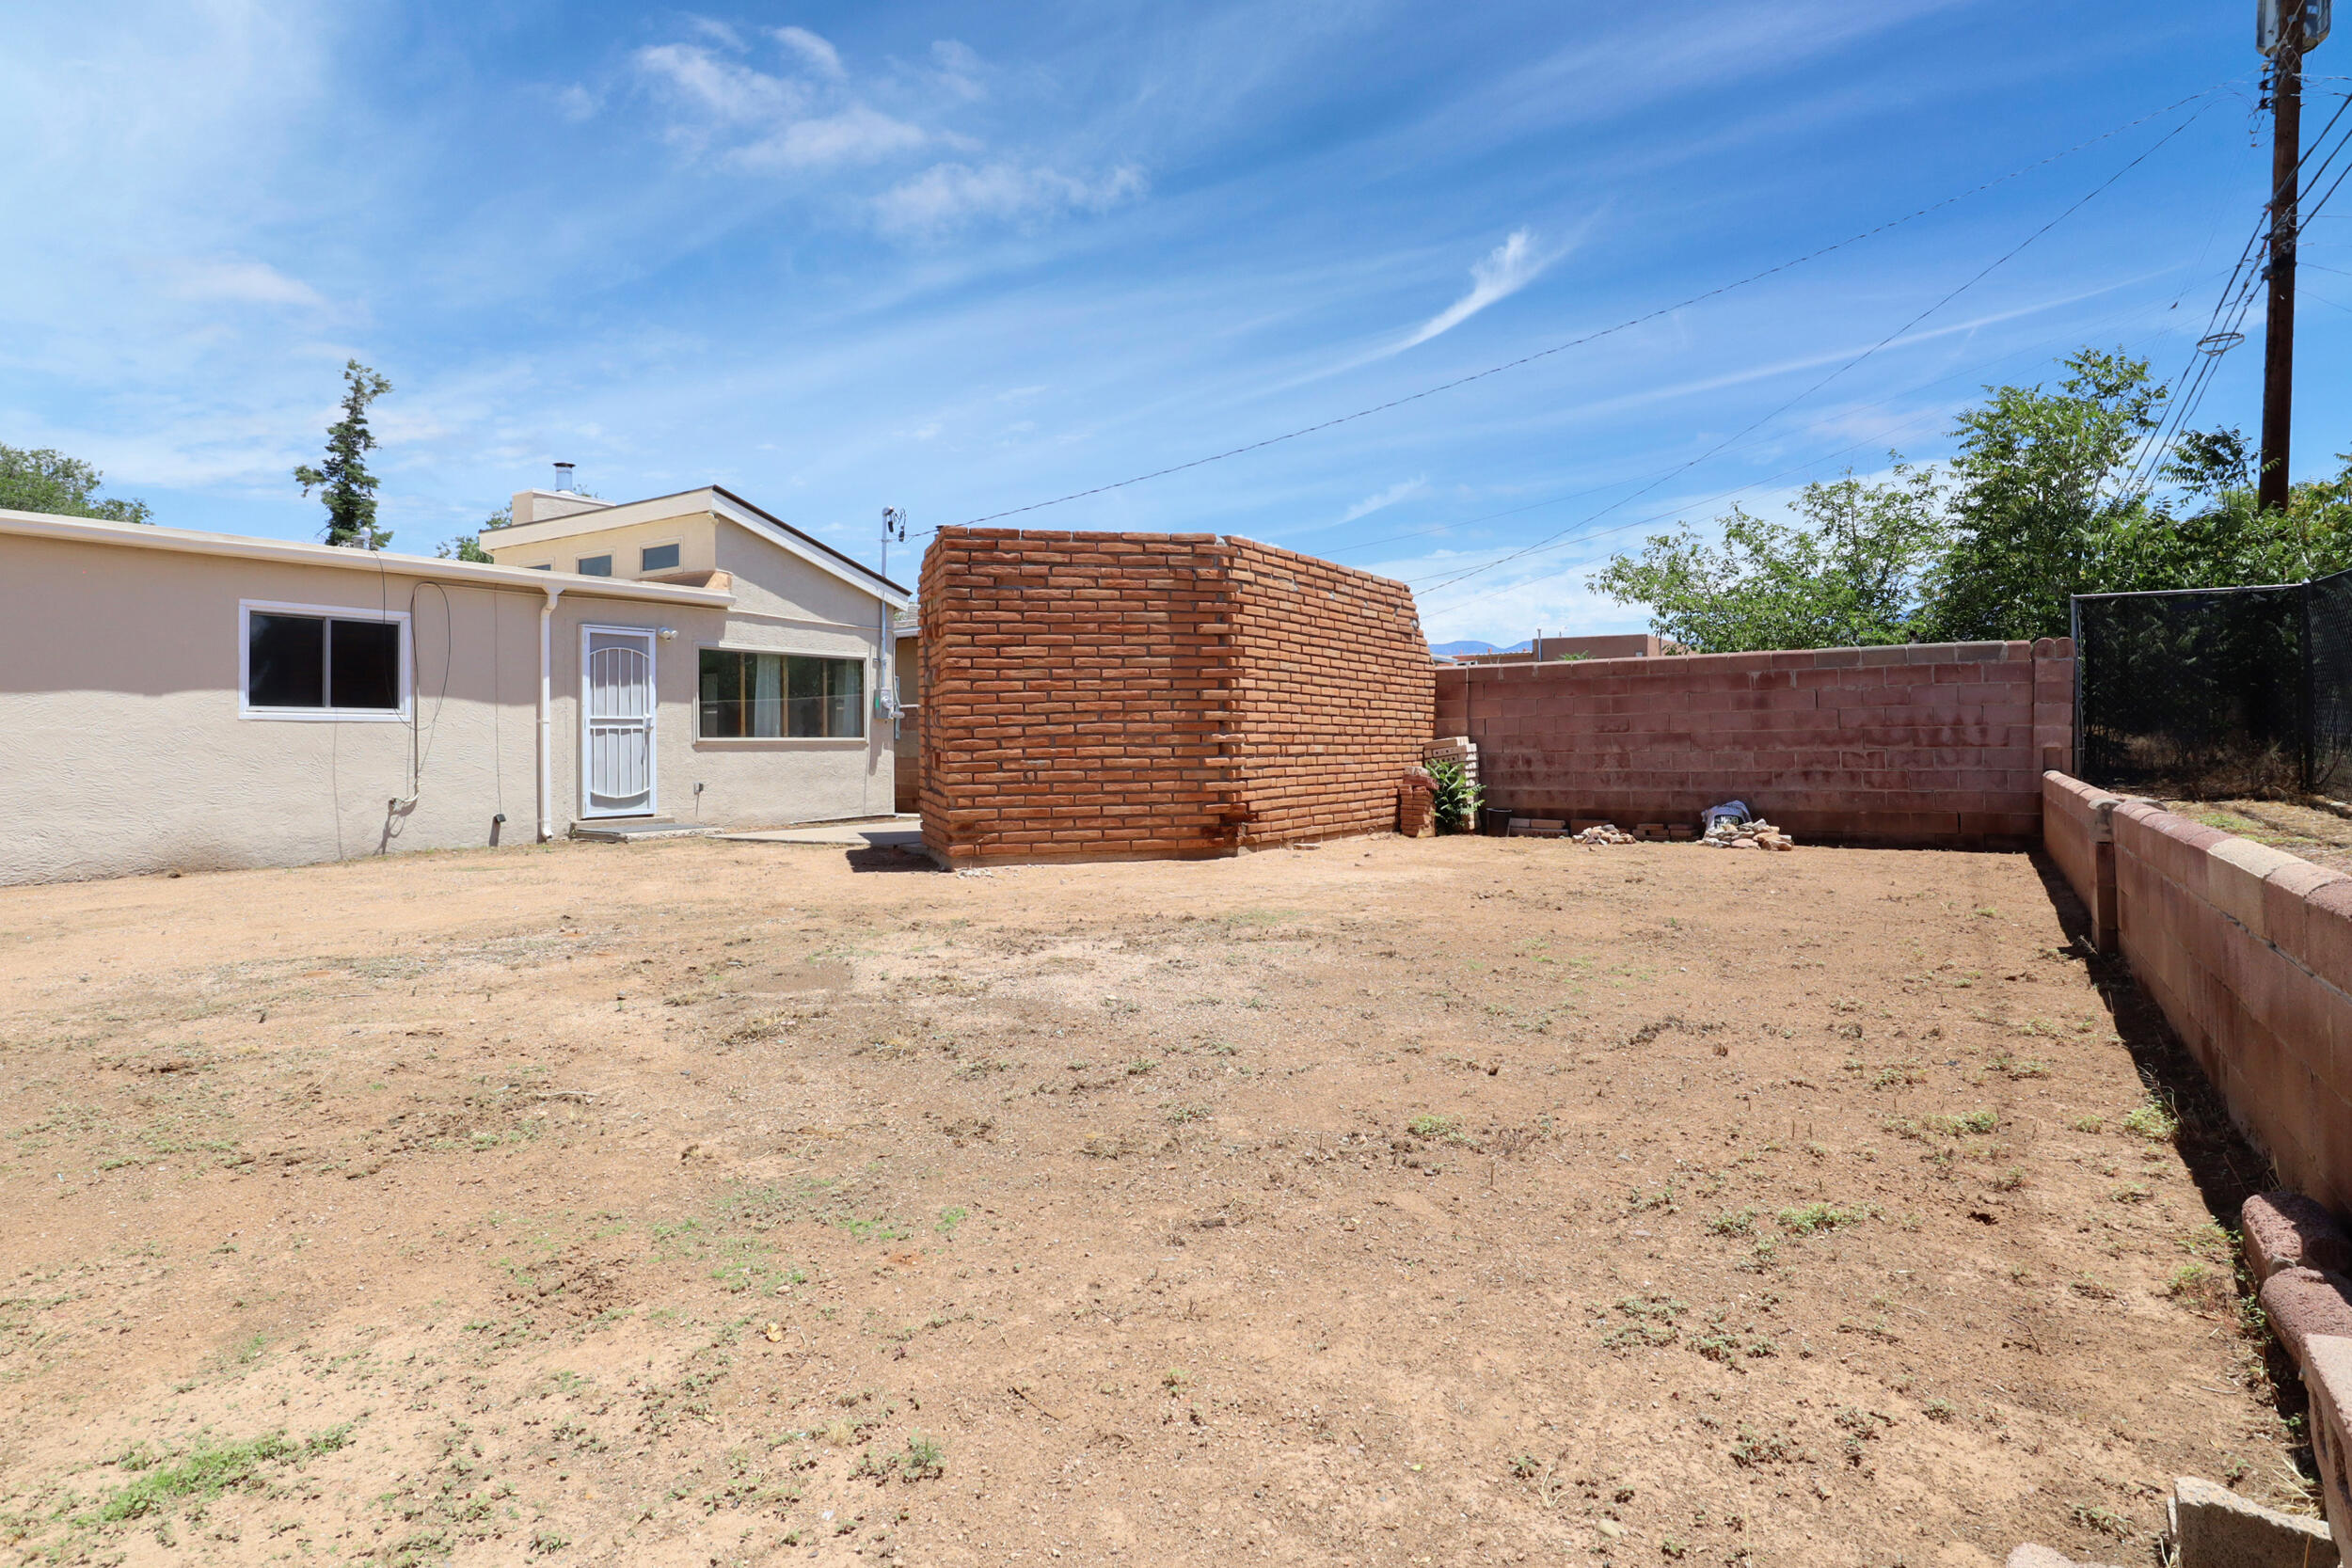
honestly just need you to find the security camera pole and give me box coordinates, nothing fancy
[2261,0,2330,512]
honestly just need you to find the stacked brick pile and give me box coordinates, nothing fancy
[1438,639,2076,847]
[918,529,1431,864]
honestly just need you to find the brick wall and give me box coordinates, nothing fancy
[2090,796,2352,1214]
[918,529,1430,863]
[1229,539,1433,847]
[918,529,1241,863]
[1436,638,2077,846]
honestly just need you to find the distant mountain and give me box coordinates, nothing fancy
[1429,639,1532,657]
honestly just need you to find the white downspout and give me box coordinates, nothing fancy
[537,585,563,843]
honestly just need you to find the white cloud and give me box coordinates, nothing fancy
[736,104,930,170]
[1339,475,1429,524]
[930,40,987,102]
[875,161,1145,235]
[161,258,326,309]
[635,40,929,170]
[637,42,803,127]
[1399,229,1556,351]
[774,25,844,80]
[556,84,599,122]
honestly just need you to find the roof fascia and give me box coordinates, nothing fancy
[0,508,733,607]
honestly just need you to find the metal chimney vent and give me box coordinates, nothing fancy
[552,462,576,493]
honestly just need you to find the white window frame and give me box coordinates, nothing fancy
[238,598,412,722]
[692,641,868,744]
[575,552,614,578]
[638,539,685,576]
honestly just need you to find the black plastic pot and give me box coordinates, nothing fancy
[1479,807,1513,837]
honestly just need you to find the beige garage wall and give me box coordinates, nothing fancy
[2,534,895,886]
[1,533,545,885]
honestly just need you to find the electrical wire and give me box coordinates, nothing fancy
[1405,269,2236,621]
[929,80,2244,533]
[1405,108,2211,603]
[2117,91,2352,496]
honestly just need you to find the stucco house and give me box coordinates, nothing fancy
[0,483,908,887]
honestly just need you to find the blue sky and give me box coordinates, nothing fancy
[3,1,2344,642]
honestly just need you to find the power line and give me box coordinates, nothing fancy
[1406,106,2212,603]
[1331,270,2221,586]
[935,80,2243,532]
[2118,91,2352,496]
[1406,288,2220,625]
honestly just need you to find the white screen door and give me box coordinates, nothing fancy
[582,627,657,817]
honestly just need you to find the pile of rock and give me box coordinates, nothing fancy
[1574,824,1635,846]
[1702,817,1796,851]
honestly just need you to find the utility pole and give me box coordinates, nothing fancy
[2261,0,2329,512]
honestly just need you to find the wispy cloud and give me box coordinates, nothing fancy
[636,32,929,169]
[1339,475,1429,524]
[738,104,930,170]
[159,258,326,309]
[774,25,844,80]
[1399,229,1557,351]
[874,161,1145,236]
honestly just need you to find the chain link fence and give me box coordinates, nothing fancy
[2074,567,2352,798]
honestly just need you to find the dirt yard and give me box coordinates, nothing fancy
[0,833,2312,1567]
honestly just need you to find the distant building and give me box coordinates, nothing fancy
[1441,633,1684,665]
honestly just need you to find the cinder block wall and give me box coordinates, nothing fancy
[1436,638,2077,846]
[918,529,1431,863]
[1230,540,1433,847]
[2042,772,2121,952]
[2089,797,2352,1214]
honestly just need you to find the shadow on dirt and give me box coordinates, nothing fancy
[2027,848,2317,1486]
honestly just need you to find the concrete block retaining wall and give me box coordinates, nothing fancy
[2044,773,2352,1214]
[1437,638,2078,846]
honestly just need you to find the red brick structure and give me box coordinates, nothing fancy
[1436,638,2077,846]
[917,529,1431,863]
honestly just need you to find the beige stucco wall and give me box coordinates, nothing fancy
[1,531,894,886]
[491,513,721,579]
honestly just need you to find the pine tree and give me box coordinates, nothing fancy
[294,359,393,548]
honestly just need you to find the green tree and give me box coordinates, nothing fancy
[436,502,506,563]
[1593,462,1946,653]
[0,444,151,523]
[294,359,393,548]
[1921,348,2163,641]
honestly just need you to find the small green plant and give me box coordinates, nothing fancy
[2070,1501,2129,1537]
[1728,1425,1799,1467]
[1509,1452,1542,1479]
[2122,1099,2179,1142]
[1424,758,1482,834]
[2070,1114,2105,1133]
[1708,1209,1756,1236]
[900,1433,946,1481]
[1407,1114,1455,1139]
[1776,1202,1862,1236]
[91,1425,351,1525]
[1923,1399,1955,1422]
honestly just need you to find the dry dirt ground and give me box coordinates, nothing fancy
[0,833,2315,1568]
